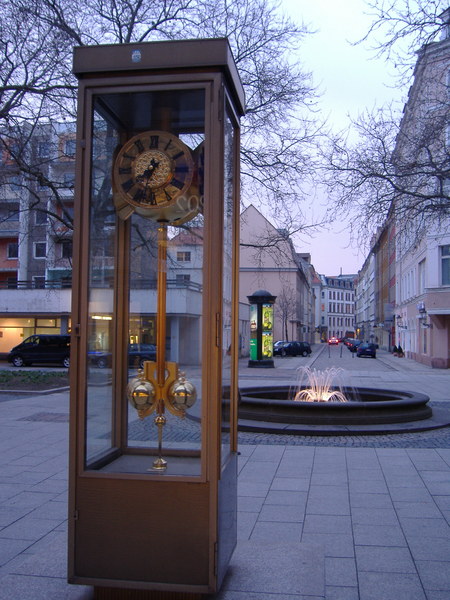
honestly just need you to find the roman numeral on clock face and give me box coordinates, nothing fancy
[171,178,184,190]
[134,138,144,153]
[150,135,159,149]
[121,179,134,193]
[133,189,145,202]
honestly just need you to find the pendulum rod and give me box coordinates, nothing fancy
[152,221,169,470]
[156,222,168,389]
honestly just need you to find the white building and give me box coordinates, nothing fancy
[392,15,450,368]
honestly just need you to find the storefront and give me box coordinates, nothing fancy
[0,316,71,357]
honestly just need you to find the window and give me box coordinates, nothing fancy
[34,242,47,258]
[6,210,19,221]
[7,242,18,258]
[38,142,50,158]
[441,245,450,285]
[442,178,450,202]
[61,204,74,221]
[418,259,426,294]
[9,175,21,190]
[63,172,75,188]
[176,251,191,262]
[33,276,45,288]
[175,274,190,285]
[64,139,76,157]
[61,239,72,259]
[35,210,47,225]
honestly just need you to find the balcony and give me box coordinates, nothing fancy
[0,279,72,290]
[0,284,71,315]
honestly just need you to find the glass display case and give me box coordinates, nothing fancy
[69,39,244,595]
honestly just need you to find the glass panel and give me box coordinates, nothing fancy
[126,213,204,471]
[221,105,236,462]
[122,88,205,476]
[85,109,118,466]
[84,86,205,475]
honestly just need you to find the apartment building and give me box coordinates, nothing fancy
[319,274,356,341]
[0,122,75,353]
[392,16,450,367]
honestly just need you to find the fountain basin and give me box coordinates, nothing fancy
[239,386,432,426]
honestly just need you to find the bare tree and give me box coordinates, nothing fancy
[276,286,298,341]
[359,1,449,83]
[1,0,321,235]
[320,3,450,246]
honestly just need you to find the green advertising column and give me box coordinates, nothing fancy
[247,290,276,368]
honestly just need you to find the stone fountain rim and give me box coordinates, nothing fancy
[235,384,443,432]
[239,385,430,409]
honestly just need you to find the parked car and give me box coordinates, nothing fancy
[8,334,71,367]
[328,337,339,345]
[274,341,312,357]
[273,341,287,352]
[356,342,377,358]
[88,343,157,368]
[347,339,362,353]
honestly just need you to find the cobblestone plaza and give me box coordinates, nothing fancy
[0,345,449,599]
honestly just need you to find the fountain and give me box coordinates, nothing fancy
[292,366,347,403]
[238,365,434,433]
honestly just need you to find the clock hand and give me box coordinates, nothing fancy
[148,158,160,178]
[136,159,160,185]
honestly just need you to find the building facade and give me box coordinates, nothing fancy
[239,205,315,345]
[354,251,376,343]
[392,17,450,367]
[0,122,75,354]
[319,274,357,341]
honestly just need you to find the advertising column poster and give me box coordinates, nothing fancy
[249,304,258,361]
[261,303,273,358]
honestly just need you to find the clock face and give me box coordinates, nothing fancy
[113,130,194,221]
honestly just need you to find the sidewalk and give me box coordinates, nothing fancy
[0,354,449,599]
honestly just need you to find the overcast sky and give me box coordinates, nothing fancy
[281,0,405,275]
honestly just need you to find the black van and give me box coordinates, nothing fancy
[8,334,71,367]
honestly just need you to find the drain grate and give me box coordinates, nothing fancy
[18,412,69,423]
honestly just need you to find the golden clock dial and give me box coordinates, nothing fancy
[113,130,194,222]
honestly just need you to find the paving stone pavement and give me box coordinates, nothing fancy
[0,348,449,599]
